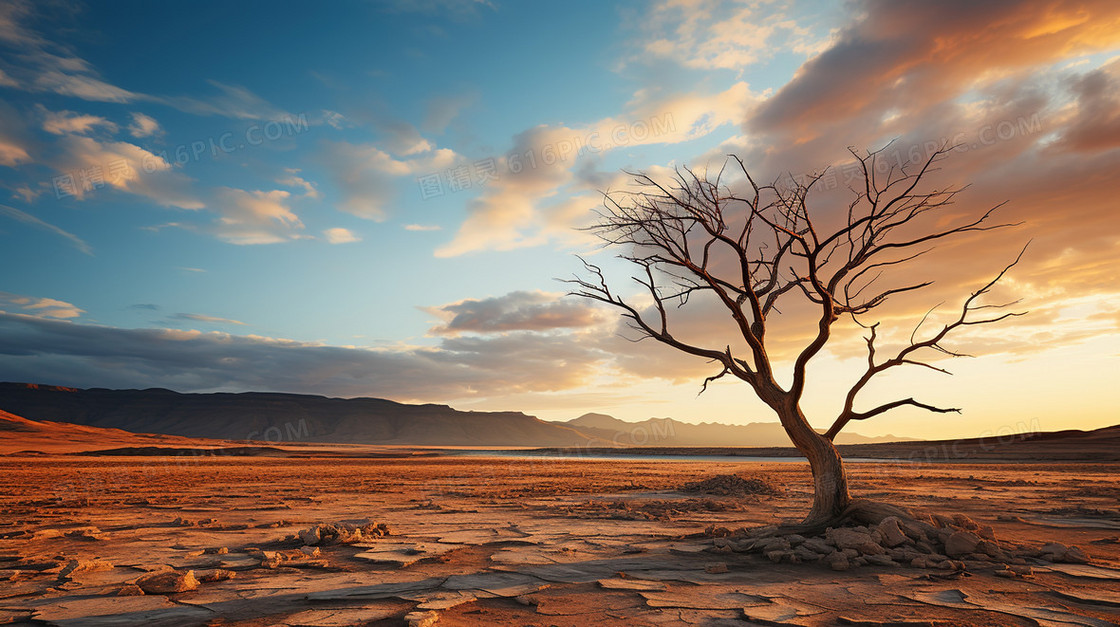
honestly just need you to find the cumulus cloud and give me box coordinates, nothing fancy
[321,140,460,220]
[127,112,161,138]
[427,291,605,336]
[323,227,360,244]
[436,82,755,257]
[50,135,203,209]
[208,188,304,245]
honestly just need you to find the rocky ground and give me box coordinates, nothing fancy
[0,456,1118,625]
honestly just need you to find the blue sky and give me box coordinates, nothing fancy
[2,0,1119,439]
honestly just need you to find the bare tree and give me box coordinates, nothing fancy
[568,145,1024,527]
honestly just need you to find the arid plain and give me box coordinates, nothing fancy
[1,451,1119,626]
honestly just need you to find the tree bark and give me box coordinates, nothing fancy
[778,404,852,525]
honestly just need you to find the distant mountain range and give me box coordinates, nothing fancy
[556,413,913,447]
[0,382,908,448]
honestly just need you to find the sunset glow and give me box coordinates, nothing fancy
[1,0,1119,440]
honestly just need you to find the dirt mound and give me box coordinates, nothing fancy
[680,474,783,497]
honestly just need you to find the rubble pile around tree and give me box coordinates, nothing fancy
[706,505,1092,575]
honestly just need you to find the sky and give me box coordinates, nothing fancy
[0,0,1118,440]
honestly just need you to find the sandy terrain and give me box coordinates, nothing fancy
[1,455,1118,626]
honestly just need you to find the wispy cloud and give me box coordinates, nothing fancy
[39,106,117,135]
[0,203,92,255]
[0,292,84,319]
[172,313,246,326]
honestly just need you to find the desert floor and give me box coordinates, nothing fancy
[1,456,1119,626]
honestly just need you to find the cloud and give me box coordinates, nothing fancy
[427,291,605,336]
[276,168,319,198]
[634,0,825,71]
[0,101,31,166]
[323,227,360,244]
[0,292,84,319]
[436,82,755,256]
[750,0,1120,139]
[0,5,289,121]
[0,312,612,402]
[404,223,441,231]
[50,135,204,209]
[127,112,161,138]
[0,138,29,166]
[0,2,139,103]
[172,313,246,326]
[39,107,117,135]
[321,140,460,220]
[423,92,477,133]
[159,80,292,121]
[207,188,305,245]
[0,203,92,255]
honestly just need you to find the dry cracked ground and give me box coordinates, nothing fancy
[0,456,1119,626]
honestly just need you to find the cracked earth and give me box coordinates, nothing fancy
[1,457,1118,626]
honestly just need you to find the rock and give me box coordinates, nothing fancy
[785,534,806,546]
[117,584,144,596]
[196,569,235,583]
[794,546,823,562]
[995,568,1015,578]
[405,610,439,627]
[900,519,938,542]
[952,514,979,530]
[299,526,321,546]
[827,528,885,555]
[299,522,390,546]
[135,570,199,594]
[766,549,792,563]
[944,531,981,557]
[864,554,897,567]
[978,525,995,540]
[758,537,791,552]
[705,562,729,574]
[300,545,322,557]
[1063,546,1089,564]
[801,537,834,555]
[203,547,229,555]
[1010,565,1033,576]
[58,558,113,579]
[827,552,850,571]
[877,517,909,548]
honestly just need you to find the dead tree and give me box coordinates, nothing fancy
[568,145,1024,527]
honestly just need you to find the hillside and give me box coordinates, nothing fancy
[0,407,212,454]
[560,413,913,447]
[0,383,604,447]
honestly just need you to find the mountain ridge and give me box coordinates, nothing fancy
[558,412,914,446]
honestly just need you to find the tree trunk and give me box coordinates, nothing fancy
[777,404,852,525]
